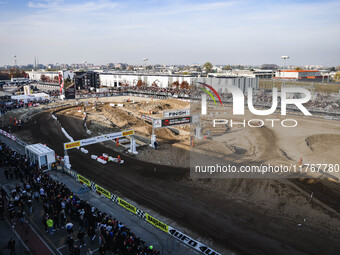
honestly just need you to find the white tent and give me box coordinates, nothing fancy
[25,143,55,170]
[32,92,50,101]
[11,94,35,103]
[11,93,50,103]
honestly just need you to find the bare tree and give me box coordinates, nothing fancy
[180,81,189,89]
[171,81,179,89]
[41,75,48,82]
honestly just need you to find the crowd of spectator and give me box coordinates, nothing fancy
[303,93,340,111]
[254,91,340,112]
[123,86,202,98]
[0,142,159,255]
[0,99,52,116]
[47,89,62,98]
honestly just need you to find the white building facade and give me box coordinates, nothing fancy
[27,70,74,82]
[99,73,258,93]
[275,70,322,80]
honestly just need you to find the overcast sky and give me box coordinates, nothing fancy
[0,0,339,66]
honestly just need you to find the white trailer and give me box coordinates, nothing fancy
[25,143,56,170]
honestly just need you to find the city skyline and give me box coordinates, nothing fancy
[0,0,339,67]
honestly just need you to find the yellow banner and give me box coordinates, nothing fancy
[122,130,134,136]
[118,198,136,214]
[145,213,169,233]
[64,141,81,150]
[77,174,91,187]
[95,184,111,198]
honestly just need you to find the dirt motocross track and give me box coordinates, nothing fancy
[6,98,340,255]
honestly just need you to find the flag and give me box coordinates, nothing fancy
[59,72,64,93]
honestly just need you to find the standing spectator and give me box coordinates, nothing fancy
[66,236,74,253]
[98,243,106,255]
[33,190,40,202]
[39,186,45,199]
[77,230,86,248]
[42,214,48,232]
[78,217,85,232]
[88,226,95,244]
[53,212,60,230]
[27,198,33,216]
[46,217,54,234]
[8,202,16,228]
[73,244,81,255]
[60,209,66,228]
[17,210,25,225]
[66,221,74,236]
[7,238,16,255]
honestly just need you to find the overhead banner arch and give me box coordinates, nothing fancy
[64,130,134,150]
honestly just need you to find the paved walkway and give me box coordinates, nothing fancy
[0,134,25,155]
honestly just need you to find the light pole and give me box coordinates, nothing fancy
[281,56,289,89]
[14,55,17,67]
[143,58,148,73]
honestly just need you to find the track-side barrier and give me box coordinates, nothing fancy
[0,129,28,147]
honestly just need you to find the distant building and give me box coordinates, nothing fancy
[304,65,324,70]
[275,70,322,80]
[253,70,275,79]
[114,63,127,70]
[261,64,279,70]
[74,71,100,90]
[11,77,29,83]
[106,63,115,68]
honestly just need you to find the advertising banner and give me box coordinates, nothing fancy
[65,84,76,99]
[161,116,191,127]
[64,141,81,150]
[118,198,137,214]
[163,109,190,118]
[64,130,134,150]
[153,119,162,129]
[95,184,111,198]
[77,174,91,186]
[145,213,169,233]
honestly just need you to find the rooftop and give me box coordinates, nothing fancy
[25,143,54,155]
